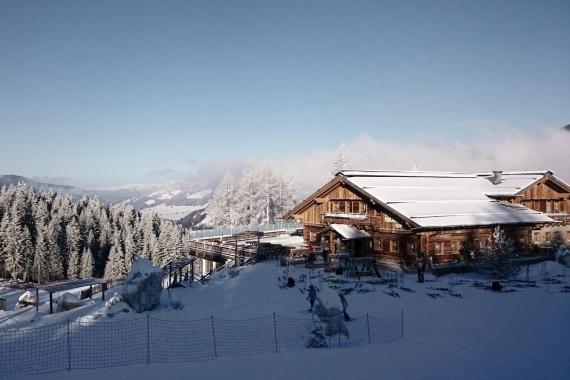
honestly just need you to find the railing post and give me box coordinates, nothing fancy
[273,313,278,353]
[366,314,371,344]
[67,319,71,370]
[146,315,150,364]
[210,316,218,358]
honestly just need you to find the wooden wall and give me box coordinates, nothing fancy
[293,183,406,231]
[512,179,570,214]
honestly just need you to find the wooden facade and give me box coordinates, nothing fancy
[488,172,570,245]
[285,174,550,267]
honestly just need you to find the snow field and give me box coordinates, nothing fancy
[1,260,570,379]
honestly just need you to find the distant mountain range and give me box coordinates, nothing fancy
[0,175,211,225]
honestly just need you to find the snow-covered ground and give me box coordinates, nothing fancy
[141,204,204,221]
[1,260,569,379]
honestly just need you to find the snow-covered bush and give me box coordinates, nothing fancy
[313,303,349,339]
[306,321,328,348]
[104,292,132,318]
[473,226,520,279]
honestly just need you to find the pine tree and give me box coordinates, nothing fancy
[331,143,350,176]
[66,218,82,279]
[235,161,263,226]
[47,219,65,280]
[104,237,127,280]
[0,213,9,279]
[33,225,50,283]
[206,172,236,227]
[80,247,94,279]
[260,167,278,224]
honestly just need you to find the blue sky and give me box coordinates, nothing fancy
[1,0,569,187]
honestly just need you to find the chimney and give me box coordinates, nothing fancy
[492,170,503,185]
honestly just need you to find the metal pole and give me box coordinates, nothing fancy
[273,313,278,353]
[169,263,172,288]
[211,316,218,358]
[366,314,371,344]
[36,288,39,312]
[67,319,71,370]
[49,292,53,314]
[401,310,404,339]
[146,315,150,364]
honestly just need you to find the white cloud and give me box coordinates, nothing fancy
[269,127,570,194]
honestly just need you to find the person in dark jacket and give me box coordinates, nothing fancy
[307,285,317,311]
[416,252,426,283]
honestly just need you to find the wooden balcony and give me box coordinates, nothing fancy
[321,212,375,226]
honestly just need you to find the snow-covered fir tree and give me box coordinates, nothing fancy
[0,183,192,282]
[80,247,94,279]
[234,161,263,226]
[207,164,297,228]
[206,172,235,227]
[331,143,350,176]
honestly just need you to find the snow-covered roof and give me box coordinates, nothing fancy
[340,170,554,229]
[476,171,549,196]
[331,224,371,239]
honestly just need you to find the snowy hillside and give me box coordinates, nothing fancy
[117,184,212,222]
[1,254,569,379]
[0,174,212,223]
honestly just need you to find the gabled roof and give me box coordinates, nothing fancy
[339,170,553,229]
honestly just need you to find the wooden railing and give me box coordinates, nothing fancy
[188,240,258,261]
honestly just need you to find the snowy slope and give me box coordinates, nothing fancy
[119,185,212,222]
[0,175,212,223]
[1,258,569,379]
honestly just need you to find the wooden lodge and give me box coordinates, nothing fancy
[284,170,568,266]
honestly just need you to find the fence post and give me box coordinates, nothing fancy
[210,316,218,358]
[401,310,404,339]
[366,314,371,344]
[273,313,278,353]
[146,315,150,364]
[67,319,71,370]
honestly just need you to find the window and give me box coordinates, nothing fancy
[545,232,552,242]
[474,239,487,251]
[390,240,399,253]
[339,201,346,213]
[407,242,416,255]
[546,201,553,213]
[533,232,541,243]
[352,201,360,213]
[375,239,383,251]
[519,236,527,246]
[451,241,460,254]
[435,242,444,255]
